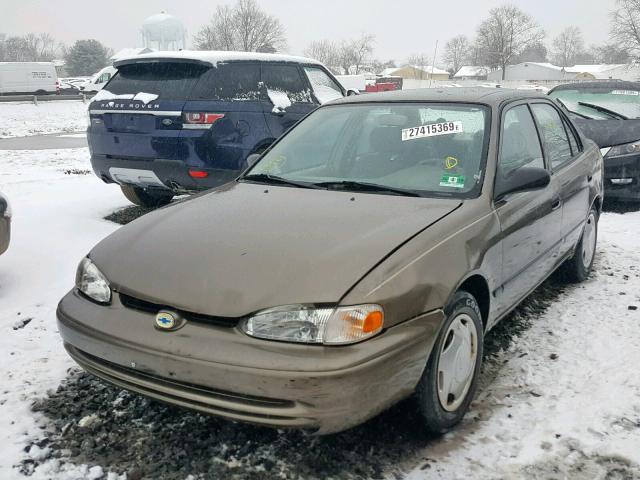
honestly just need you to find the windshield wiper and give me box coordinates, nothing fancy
[312,180,422,197]
[556,98,593,119]
[240,173,322,189]
[577,101,628,120]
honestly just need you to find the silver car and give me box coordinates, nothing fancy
[0,191,10,255]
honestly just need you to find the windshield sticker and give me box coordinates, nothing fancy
[445,156,459,169]
[439,174,466,189]
[402,121,463,141]
[611,90,639,96]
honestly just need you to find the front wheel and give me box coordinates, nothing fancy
[415,290,484,434]
[120,185,173,208]
[563,207,598,282]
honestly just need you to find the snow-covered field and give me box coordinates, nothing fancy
[0,101,639,479]
[0,101,88,138]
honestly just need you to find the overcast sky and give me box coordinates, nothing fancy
[1,0,618,62]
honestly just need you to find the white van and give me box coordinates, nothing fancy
[80,66,117,93]
[0,62,58,95]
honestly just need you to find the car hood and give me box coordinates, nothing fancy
[91,182,462,317]
[574,118,640,148]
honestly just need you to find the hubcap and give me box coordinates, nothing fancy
[581,212,597,268]
[436,313,478,412]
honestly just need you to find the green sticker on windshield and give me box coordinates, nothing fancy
[440,174,465,189]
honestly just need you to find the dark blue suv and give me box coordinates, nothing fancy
[87,51,348,206]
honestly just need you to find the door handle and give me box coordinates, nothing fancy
[551,197,562,211]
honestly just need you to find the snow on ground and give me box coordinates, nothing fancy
[0,101,88,138]
[0,148,128,479]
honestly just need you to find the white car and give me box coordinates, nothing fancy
[80,66,117,93]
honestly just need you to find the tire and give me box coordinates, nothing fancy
[563,207,598,282]
[120,185,173,208]
[415,290,484,435]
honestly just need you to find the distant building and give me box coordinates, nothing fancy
[487,62,570,82]
[110,47,155,62]
[381,65,450,80]
[141,12,186,51]
[565,64,640,82]
[453,66,489,81]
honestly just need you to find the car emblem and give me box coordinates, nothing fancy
[162,118,173,126]
[155,310,179,330]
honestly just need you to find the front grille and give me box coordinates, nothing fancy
[119,292,239,328]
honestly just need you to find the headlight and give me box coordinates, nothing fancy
[2,198,10,219]
[241,304,384,345]
[605,141,640,158]
[75,257,111,304]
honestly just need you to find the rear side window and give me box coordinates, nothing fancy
[530,103,574,170]
[563,117,581,156]
[499,105,544,179]
[106,63,208,100]
[190,63,261,101]
[261,64,312,103]
[304,66,343,103]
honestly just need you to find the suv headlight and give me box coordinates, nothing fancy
[241,304,384,345]
[605,141,640,159]
[76,257,111,304]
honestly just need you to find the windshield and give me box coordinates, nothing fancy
[244,103,490,198]
[550,85,640,119]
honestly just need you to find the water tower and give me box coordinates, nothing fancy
[141,12,186,51]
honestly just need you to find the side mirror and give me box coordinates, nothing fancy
[494,167,550,200]
[347,89,360,96]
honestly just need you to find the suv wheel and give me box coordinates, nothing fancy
[120,185,173,208]
[415,290,483,434]
[563,207,598,282]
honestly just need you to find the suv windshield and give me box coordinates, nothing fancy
[550,85,640,119]
[244,103,490,198]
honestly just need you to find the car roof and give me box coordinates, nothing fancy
[114,50,323,68]
[331,87,547,107]
[550,80,640,93]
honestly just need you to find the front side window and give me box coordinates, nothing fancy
[531,103,574,170]
[245,103,490,198]
[304,66,343,104]
[261,64,312,104]
[498,105,545,181]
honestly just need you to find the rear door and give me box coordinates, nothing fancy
[183,62,270,171]
[88,62,209,161]
[260,63,318,137]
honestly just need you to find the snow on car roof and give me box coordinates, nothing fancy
[114,50,323,68]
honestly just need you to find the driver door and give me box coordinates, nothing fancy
[493,103,563,317]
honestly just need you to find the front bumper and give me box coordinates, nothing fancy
[90,155,240,194]
[0,217,10,255]
[604,154,640,201]
[57,290,443,434]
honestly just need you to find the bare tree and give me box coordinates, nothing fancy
[339,35,375,74]
[512,41,548,63]
[304,40,340,73]
[590,43,630,63]
[551,27,585,66]
[0,32,63,62]
[304,35,375,74]
[194,0,286,52]
[476,4,545,80]
[442,35,471,75]
[610,0,640,60]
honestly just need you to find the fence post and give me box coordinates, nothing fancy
[33,95,38,106]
